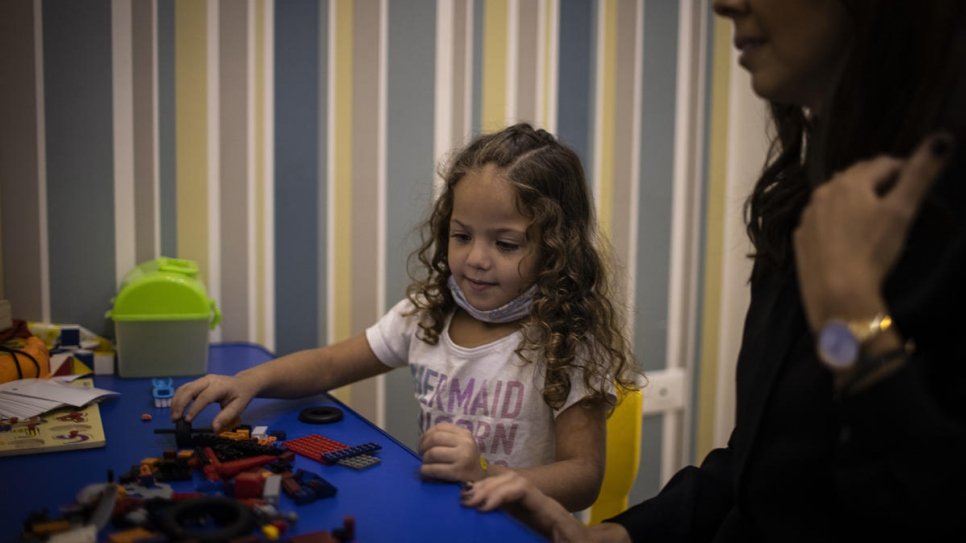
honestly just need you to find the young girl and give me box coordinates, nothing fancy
[171,123,639,512]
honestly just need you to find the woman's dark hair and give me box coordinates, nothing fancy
[406,123,639,411]
[746,0,966,279]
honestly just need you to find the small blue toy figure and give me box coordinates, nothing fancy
[152,378,174,408]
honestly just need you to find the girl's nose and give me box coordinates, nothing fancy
[466,241,490,270]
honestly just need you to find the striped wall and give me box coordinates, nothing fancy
[0,0,769,501]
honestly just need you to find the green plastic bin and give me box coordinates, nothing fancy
[107,257,221,377]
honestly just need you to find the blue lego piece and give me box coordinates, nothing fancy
[152,378,174,408]
[286,469,337,505]
[59,327,81,348]
[321,442,381,463]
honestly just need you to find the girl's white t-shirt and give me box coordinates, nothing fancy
[366,298,607,469]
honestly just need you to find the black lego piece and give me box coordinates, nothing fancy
[154,496,255,542]
[153,419,214,448]
[298,406,344,424]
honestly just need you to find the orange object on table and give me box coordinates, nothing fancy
[0,336,50,383]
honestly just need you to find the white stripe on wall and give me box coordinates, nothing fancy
[112,0,136,287]
[207,0,223,342]
[713,47,763,448]
[664,0,709,483]
[375,0,388,428]
[247,0,258,341]
[536,0,557,133]
[262,0,276,351]
[434,0,454,193]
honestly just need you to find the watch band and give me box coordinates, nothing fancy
[847,313,893,344]
[837,341,914,398]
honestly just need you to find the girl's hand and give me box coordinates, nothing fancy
[461,471,631,543]
[794,133,954,331]
[418,422,486,482]
[170,374,259,433]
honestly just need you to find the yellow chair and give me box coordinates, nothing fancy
[588,388,643,525]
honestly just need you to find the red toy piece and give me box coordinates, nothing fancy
[233,471,265,500]
[283,434,349,460]
[283,434,380,469]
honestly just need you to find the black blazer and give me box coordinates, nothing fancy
[609,170,966,542]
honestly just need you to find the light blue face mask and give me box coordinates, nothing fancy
[447,275,538,324]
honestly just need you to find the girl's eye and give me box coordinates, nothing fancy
[496,241,520,252]
[451,233,470,243]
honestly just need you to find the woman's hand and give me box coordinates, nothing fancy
[461,471,631,543]
[418,422,486,482]
[794,133,954,331]
[170,373,259,433]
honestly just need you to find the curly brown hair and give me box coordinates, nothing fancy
[405,123,639,412]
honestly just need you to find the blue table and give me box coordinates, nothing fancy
[0,343,543,541]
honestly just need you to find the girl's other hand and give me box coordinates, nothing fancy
[794,133,954,331]
[418,422,486,482]
[461,471,629,543]
[170,374,258,433]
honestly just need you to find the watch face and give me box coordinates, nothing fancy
[818,321,859,370]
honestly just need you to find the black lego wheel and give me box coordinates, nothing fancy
[155,495,254,542]
[298,405,344,424]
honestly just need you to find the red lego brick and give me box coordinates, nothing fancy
[283,435,349,461]
[233,471,265,500]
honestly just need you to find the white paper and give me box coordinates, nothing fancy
[0,378,119,419]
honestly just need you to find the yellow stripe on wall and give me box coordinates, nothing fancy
[596,0,617,239]
[695,16,732,461]
[175,0,209,282]
[540,0,555,128]
[330,0,354,404]
[481,0,508,132]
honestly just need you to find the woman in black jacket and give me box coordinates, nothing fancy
[460,0,966,541]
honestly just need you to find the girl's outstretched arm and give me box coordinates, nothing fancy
[170,333,392,432]
[419,399,606,511]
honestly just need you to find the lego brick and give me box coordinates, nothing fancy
[152,378,174,408]
[60,326,81,347]
[320,442,381,463]
[233,471,265,500]
[263,474,282,505]
[336,455,381,469]
[283,434,349,461]
[284,434,381,469]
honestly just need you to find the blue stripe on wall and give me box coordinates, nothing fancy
[274,0,325,355]
[633,0,680,503]
[158,0,176,258]
[471,0,484,135]
[637,2,677,374]
[385,0,437,449]
[43,0,116,337]
[556,0,594,165]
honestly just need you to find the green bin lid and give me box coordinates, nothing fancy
[107,257,221,328]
